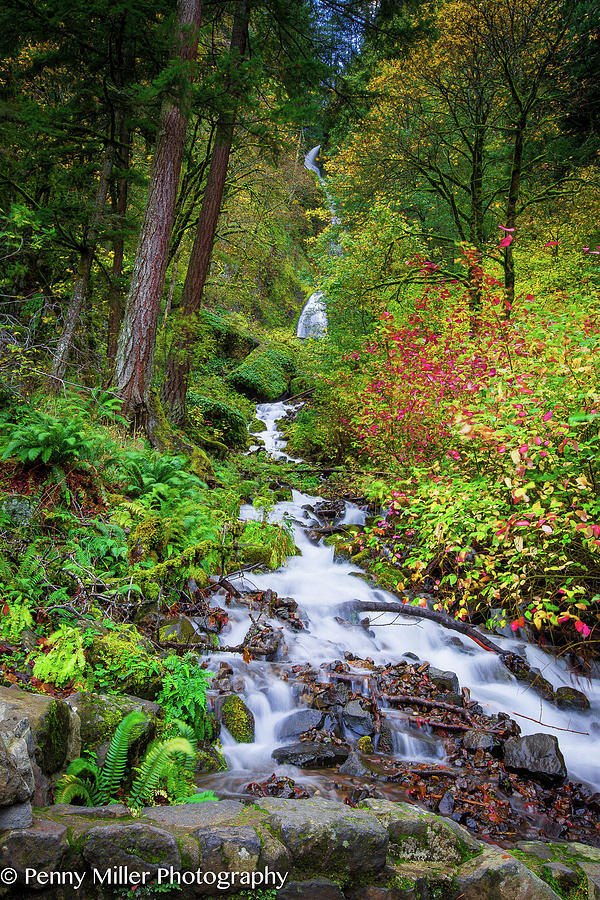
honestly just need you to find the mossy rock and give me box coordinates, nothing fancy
[227,344,296,401]
[196,745,228,773]
[187,396,248,448]
[86,631,163,700]
[189,447,213,480]
[198,309,259,359]
[65,692,161,766]
[0,686,77,775]
[216,694,255,743]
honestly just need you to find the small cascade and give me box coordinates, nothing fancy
[203,403,600,799]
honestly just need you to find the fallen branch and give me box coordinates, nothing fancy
[510,710,589,735]
[381,692,476,723]
[380,709,483,733]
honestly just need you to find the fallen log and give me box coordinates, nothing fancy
[381,692,476,723]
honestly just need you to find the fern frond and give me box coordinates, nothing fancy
[96,710,146,804]
[54,775,93,806]
[65,758,100,783]
[127,738,195,808]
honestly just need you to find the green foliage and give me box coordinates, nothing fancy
[1,409,99,469]
[31,625,86,686]
[227,344,296,401]
[157,654,214,741]
[187,397,248,448]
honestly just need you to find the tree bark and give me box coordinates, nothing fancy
[112,0,203,428]
[161,0,250,425]
[49,145,114,388]
[503,118,525,315]
[107,113,131,363]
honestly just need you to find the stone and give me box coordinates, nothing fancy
[545,861,581,892]
[346,888,411,900]
[554,686,590,710]
[83,823,181,876]
[427,667,459,693]
[195,826,261,874]
[456,847,562,899]
[215,694,255,743]
[342,699,374,736]
[255,825,291,874]
[462,730,498,752]
[580,860,600,900]
[0,686,79,776]
[502,733,567,785]
[272,741,349,768]
[141,800,245,828]
[258,797,388,875]
[0,728,35,798]
[0,800,33,830]
[276,709,324,740]
[0,817,67,881]
[438,791,455,816]
[377,724,394,754]
[0,735,30,806]
[277,879,344,899]
[338,751,369,777]
[66,691,161,766]
[51,804,132,819]
[359,799,482,863]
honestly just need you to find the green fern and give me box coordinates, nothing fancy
[31,626,86,686]
[96,710,147,804]
[54,774,94,806]
[128,737,195,808]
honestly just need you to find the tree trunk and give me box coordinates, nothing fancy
[49,146,114,389]
[503,117,526,315]
[112,0,203,428]
[161,0,250,425]
[107,115,131,364]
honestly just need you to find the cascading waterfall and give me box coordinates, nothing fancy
[202,402,600,799]
[295,146,331,340]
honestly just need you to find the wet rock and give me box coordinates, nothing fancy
[376,723,394,754]
[0,800,33,830]
[427,667,459,694]
[243,623,285,660]
[65,692,160,767]
[276,709,323,741]
[314,682,350,708]
[278,879,344,899]
[504,655,555,701]
[438,791,455,816]
[313,499,346,524]
[343,699,374,736]
[82,823,180,876]
[215,694,255,743]
[272,741,349,768]
[554,686,590,710]
[338,752,369,777]
[257,797,388,875]
[503,733,567,785]
[456,847,561,899]
[0,817,67,883]
[462,730,499,753]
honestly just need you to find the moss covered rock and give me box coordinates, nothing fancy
[216,694,255,743]
[227,344,296,401]
[86,630,162,700]
[65,692,160,766]
[187,397,248,448]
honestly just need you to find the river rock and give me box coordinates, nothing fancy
[456,847,562,899]
[338,751,369,777]
[272,741,349,768]
[502,733,567,785]
[554,686,590,710]
[343,699,374,736]
[427,667,460,694]
[214,694,255,743]
[243,623,285,660]
[276,709,324,740]
[462,729,499,753]
[65,692,160,766]
[257,797,388,875]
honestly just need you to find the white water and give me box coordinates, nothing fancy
[206,402,600,792]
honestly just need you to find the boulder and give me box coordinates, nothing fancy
[338,751,369,777]
[0,686,80,790]
[342,700,374,736]
[272,741,349,768]
[140,800,244,829]
[554,686,590,710]
[0,735,31,807]
[0,801,33,830]
[195,825,261,874]
[462,730,499,753]
[257,797,388,876]
[0,817,67,882]
[82,823,181,876]
[65,692,160,766]
[502,733,567,785]
[426,667,459,694]
[456,847,562,899]
[278,879,345,899]
[276,709,324,741]
[215,694,255,743]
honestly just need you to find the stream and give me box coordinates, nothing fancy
[198,401,600,812]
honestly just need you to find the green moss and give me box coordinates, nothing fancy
[227,344,296,401]
[37,699,70,773]
[220,695,255,743]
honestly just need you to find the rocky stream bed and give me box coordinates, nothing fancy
[1,399,600,899]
